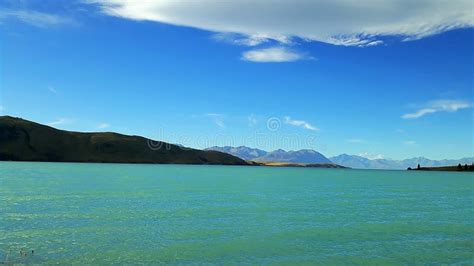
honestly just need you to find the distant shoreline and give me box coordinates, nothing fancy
[4,160,474,172]
[0,159,348,169]
[407,165,474,172]
[255,161,348,168]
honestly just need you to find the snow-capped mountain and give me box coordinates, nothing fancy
[206,146,332,164]
[330,154,474,170]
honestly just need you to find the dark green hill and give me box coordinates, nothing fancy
[0,116,248,165]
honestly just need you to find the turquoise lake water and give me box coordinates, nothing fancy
[0,162,473,264]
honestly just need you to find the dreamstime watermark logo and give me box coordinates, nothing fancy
[266,117,281,132]
[147,139,167,151]
[146,128,175,151]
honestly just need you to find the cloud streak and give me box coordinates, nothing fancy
[48,118,72,127]
[206,113,225,129]
[90,0,473,47]
[242,47,311,63]
[0,9,74,28]
[402,100,471,119]
[359,152,384,160]
[212,33,268,47]
[284,116,318,131]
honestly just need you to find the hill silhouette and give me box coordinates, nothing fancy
[0,116,248,165]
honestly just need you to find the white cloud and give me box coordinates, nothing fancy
[365,40,384,47]
[90,1,473,47]
[97,123,110,129]
[48,118,72,127]
[212,33,267,46]
[0,9,74,28]
[403,140,417,145]
[212,32,293,47]
[359,152,384,160]
[242,47,310,63]
[206,113,225,128]
[284,116,318,131]
[402,100,471,119]
[0,105,4,113]
[326,37,384,47]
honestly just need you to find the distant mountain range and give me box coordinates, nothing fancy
[0,116,248,165]
[330,154,474,170]
[206,146,473,170]
[206,146,267,160]
[206,146,333,164]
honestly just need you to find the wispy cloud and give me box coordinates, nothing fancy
[359,152,384,160]
[212,32,292,47]
[402,100,471,119]
[48,118,72,127]
[97,123,110,129]
[248,114,258,126]
[0,105,4,113]
[327,37,384,47]
[242,47,311,63]
[403,140,417,145]
[205,113,225,129]
[284,116,318,131]
[91,1,473,48]
[0,9,74,28]
[212,33,268,47]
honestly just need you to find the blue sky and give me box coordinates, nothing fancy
[0,0,473,160]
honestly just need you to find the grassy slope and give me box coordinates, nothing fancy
[0,116,248,165]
